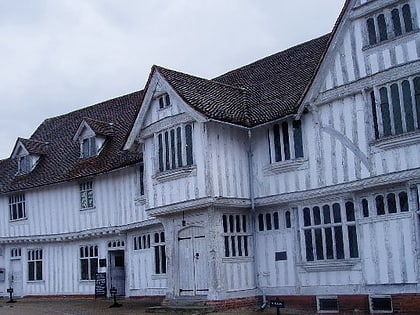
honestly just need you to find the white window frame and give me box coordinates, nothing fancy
[153,232,166,274]
[155,123,194,173]
[81,137,97,158]
[27,249,43,281]
[9,194,26,221]
[222,214,252,259]
[300,200,359,264]
[80,245,98,281]
[80,181,94,210]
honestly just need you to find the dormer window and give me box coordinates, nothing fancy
[74,118,113,159]
[158,94,171,109]
[11,138,47,175]
[82,137,97,158]
[18,155,31,174]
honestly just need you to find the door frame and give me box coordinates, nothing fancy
[177,225,208,297]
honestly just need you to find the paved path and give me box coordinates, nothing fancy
[0,298,287,315]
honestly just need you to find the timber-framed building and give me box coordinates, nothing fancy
[1,0,420,313]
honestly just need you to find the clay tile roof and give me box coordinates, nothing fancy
[17,138,49,155]
[155,66,249,125]
[0,91,143,193]
[214,33,331,126]
[155,34,330,127]
[82,117,114,136]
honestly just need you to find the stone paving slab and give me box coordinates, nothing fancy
[0,298,290,315]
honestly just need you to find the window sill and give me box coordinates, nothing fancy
[151,274,167,280]
[300,259,360,272]
[264,158,308,174]
[9,217,28,223]
[371,130,420,151]
[222,256,253,263]
[80,206,96,212]
[153,165,196,182]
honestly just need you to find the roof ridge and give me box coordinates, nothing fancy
[155,65,247,92]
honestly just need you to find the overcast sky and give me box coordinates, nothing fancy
[0,0,344,159]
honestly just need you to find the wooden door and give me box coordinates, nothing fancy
[10,259,23,297]
[109,250,125,296]
[178,226,208,296]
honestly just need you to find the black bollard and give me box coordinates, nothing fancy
[109,287,122,308]
[6,287,16,303]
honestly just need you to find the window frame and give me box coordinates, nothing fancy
[155,123,194,174]
[80,181,95,210]
[153,232,166,274]
[222,214,252,259]
[27,249,43,282]
[300,200,359,264]
[80,245,99,281]
[9,194,26,221]
[81,137,97,158]
[365,3,416,47]
[268,119,304,164]
[370,75,420,141]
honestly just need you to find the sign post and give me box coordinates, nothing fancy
[109,287,122,308]
[6,287,16,303]
[94,273,107,298]
[270,299,285,315]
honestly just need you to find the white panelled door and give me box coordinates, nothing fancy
[178,226,208,296]
[10,259,23,297]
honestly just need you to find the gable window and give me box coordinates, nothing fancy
[153,232,166,274]
[80,181,94,210]
[18,155,31,174]
[80,245,98,280]
[158,94,171,109]
[268,120,303,163]
[9,194,26,221]
[28,249,43,281]
[222,214,251,258]
[81,137,96,158]
[301,201,358,262]
[370,76,420,139]
[157,123,194,172]
[366,4,415,46]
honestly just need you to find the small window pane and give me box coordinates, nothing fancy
[362,199,369,217]
[402,4,413,32]
[273,124,282,162]
[399,192,408,212]
[380,87,392,137]
[273,212,279,230]
[334,226,344,259]
[402,80,415,132]
[414,77,420,126]
[391,9,402,36]
[305,230,314,261]
[222,215,228,233]
[293,120,304,158]
[333,203,341,223]
[376,195,385,215]
[303,207,311,226]
[285,211,291,228]
[387,193,397,213]
[323,205,331,224]
[315,229,324,260]
[258,214,264,231]
[266,213,272,230]
[185,124,193,166]
[282,122,290,160]
[378,14,388,41]
[325,227,334,259]
[313,206,321,225]
[348,225,359,258]
[390,83,403,134]
[367,18,377,45]
[346,202,355,221]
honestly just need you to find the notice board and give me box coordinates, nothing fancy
[95,272,107,297]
